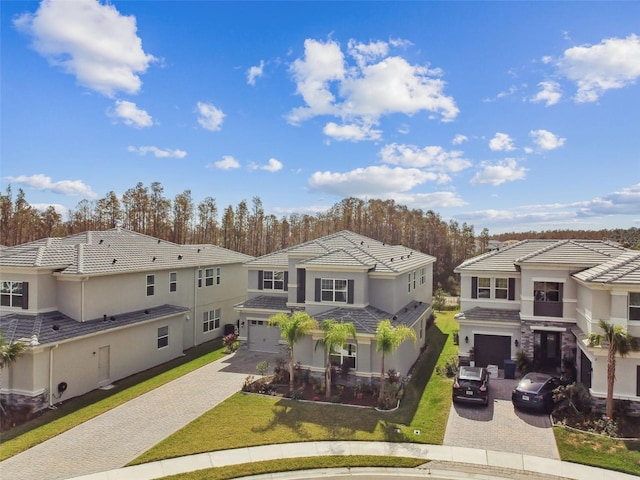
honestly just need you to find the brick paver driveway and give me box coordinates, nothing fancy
[443,376,560,459]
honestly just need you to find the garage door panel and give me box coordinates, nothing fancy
[474,334,511,369]
[248,320,281,353]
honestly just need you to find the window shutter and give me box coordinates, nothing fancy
[347,280,354,304]
[258,270,263,290]
[637,367,640,397]
[508,278,516,301]
[471,277,477,299]
[22,282,29,309]
[315,278,321,302]
[297,269,305,303]
[284,271,289,291]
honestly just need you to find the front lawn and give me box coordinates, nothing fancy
[554,427,640,476]
[132,311,458,465]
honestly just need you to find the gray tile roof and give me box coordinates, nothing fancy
[573,251,640,285]
[455,239,627,273]
[0,228,253,276]
[0,304,189,346]
[236,295,289,311]
[314,300,430,334]
[456,307,521,324]
[246,230,435,274]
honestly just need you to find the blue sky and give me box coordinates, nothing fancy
[2,1,639,235]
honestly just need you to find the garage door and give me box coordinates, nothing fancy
[474,334,511,369]
[248,320,281,353]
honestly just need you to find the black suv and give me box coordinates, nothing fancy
[452,366,490,406]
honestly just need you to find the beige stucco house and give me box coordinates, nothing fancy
[454,239,640,411]
[0,228,252,412]
[235,231,435,379]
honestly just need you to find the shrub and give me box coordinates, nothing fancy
[387,369,400,384]
[436,356,458,378]
[273,357,287,383]
[341,362,351,378]
[241,375,256,392]
[223,333,238,353]
[553,382,593,415]
[289,388,304,400]
[515,350,532,376]
[256,360,269,376]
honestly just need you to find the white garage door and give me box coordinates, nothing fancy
[248,320,281,353]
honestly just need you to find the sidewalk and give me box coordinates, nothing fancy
[0,350,276,480]
[67,441,637,480]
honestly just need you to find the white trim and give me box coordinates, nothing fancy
[530,325,567,332]
[531,277,567,283]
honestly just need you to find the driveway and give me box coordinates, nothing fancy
[443,375,560,459]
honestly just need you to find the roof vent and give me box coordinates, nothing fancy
[178,255,183,260]
[99,239,103,244]
[392,315,397,321]
[158,239,161,244]
[112,259,117,264]
[390,258,394,262]
[144,309,149,314]
[197,248,201,253]
[152,256,156,261]
[103,314,107,322]
[110,316,116,321]
[52,325,60,331]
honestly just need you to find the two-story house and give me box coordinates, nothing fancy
[454,239,640,410]
[0,228,252,413]
[235,231,435,379]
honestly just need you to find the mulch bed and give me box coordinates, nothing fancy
[270,382,380,408]
[553,410,640,439]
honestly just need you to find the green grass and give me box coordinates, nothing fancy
[554,426,640,476]
[132,311,458,465]
[0,339,227,461]
[161,455,426,480]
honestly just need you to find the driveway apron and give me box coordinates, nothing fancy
[0,349,279,480]
[443,376,560,459]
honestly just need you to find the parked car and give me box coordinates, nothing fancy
[511,372,560,413]
[452,366,490,405]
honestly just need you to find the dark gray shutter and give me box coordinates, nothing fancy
[347,280,354,304]
[258,270,263,290]
[471,277,477,299]
[315,278,321,302]
[284,271,289,291]
[508,278,516,301]
[22,282,29,309]
[297,269,305,303]
[637,367,640,397]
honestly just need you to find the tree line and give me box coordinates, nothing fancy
[1,182,638,292]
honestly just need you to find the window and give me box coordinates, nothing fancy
[263,271,285,290]
[1,281,23,308]
[216,267,221,285]
[495,278,508,299]
[205,268,214,286]
[169,272,177,292]
[157,326,169,349]
[534,282,560,302]
[413,271,416,289]
[477,277,491,298]
[198,269,203,288]
[420,268,426,285]
[146,275,155,296]
[321,278,347,302]
[408,274,412,293]
[203,308,221,332]
[630,292,640,321]
[330,343,357,370]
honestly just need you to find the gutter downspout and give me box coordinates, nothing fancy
[194,266,200,347]
[81,277,89,321]
[49,344,59,407]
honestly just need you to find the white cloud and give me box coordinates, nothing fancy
[452,134,468,145]
[470,159,527,186]
[6,174,97,198]
[483,85,517,103]
[323,122,382,142]
[391,191,467,209]
[211,155,240,170]
[531,81,562,106]
[308,165,437,196]
[14,0,155,97]
[127,145,187,158]
[489,132,515,152]
[577,183,640,216]
[247,60,265,86]
[287,37,458,128]
[249,158,283,173]
[556,34,640,103]
[111,100,153,128]
[30,203,68,215]
[529,129,566,151]
[196,102,225,131]
[379,143,471,175]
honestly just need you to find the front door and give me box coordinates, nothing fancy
[534,332,561,372]
[98,345,111,385]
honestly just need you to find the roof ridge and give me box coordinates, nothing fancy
[516,239,568,262]
[599,251,640,283]
[34,246,45,266]
[573,239,622,257]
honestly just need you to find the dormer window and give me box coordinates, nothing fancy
[322,278,347,302]
[1,281,25,308]
[263,271,285,290]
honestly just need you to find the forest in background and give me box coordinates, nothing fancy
[2,182,638,293]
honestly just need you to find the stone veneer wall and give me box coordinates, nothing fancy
[520,320,577,373]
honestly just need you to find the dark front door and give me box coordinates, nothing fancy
[534,331,561,372]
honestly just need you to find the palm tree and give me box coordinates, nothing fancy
[588,319,639,418]
[375,319,416,402]
[315,319,356,400]
[268,311,317,392]
[1,332,27,413]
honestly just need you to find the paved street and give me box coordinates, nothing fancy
[443,375,560,459]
